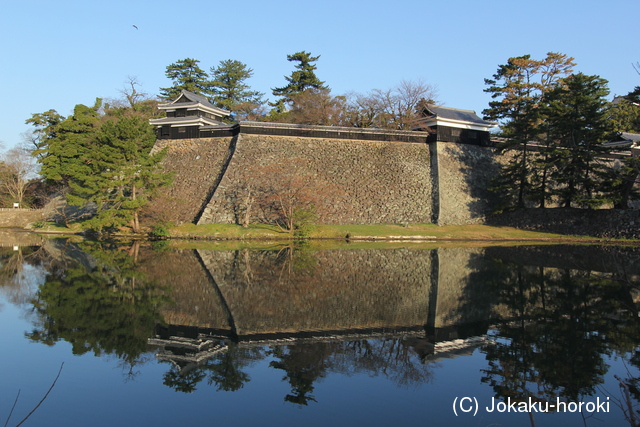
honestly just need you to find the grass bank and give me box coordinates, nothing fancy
[166,223,602,242]
[28,221,634,244]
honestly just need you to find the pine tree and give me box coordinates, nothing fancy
[544,73,614,208]
[35,100,103,186]
[209,59,264,119]
[483,53,575,208]
[272,51,328,103]
[30,101,172,232]
[75,112,172,233]
[159,58,210,100]
[25,109,65,156]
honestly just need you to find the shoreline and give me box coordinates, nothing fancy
[11,223,639,245]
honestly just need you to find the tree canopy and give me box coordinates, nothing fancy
[209,59,265,119]
[159,58,210,101]
[27,100,172,232]
[483,53,633,210]
[269,51,328,117]
[272,51,328,100]
[483,53,576,208]
[69,112,172,232]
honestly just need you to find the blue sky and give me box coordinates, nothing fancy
[1,0,638,149]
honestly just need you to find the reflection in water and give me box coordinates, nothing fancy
[18,240,172,376]
[2,235,640,416]
[479,260,640,407]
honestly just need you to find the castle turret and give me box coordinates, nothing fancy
[415,105,496,146]
[150,90,231,139]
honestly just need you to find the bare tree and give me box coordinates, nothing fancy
[104,76,161,118]
[344,79,438,130]
[0,145,39,207]
[118,76,149,109]
[287,89,346,126]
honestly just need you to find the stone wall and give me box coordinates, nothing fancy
[487,208,640,240]
[152,132,508,226]
[434,142,502,225]
[0,209,44,228]
[149,137,236,224]
[198,134,434,225]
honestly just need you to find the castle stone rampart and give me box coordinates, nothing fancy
[153,128,501,225]
[198,134,435,225]
[434,142,502,225]
[152,136,236,224]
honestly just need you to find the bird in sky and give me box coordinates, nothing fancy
[132,25,138,30]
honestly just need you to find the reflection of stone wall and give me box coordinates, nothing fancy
[433,247,496,330]
[198,135,433,225]
[486,245,640,276]
[0,230,47,246]
[198,248,433,336]
[139,249,231,332]
[144,245,638,339]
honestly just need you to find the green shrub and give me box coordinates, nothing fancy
[150,224,171,238]
[292,206,317,238]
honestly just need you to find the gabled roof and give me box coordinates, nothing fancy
[417,105,496,131]
[157,89,230,118]
[174,90,215,107]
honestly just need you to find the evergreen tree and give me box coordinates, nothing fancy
[608,97,640,133]
[272,51,328,103]
[159,58,210,100]
[30,101,172,232]
[24,109,65,157]
[72,112,172,233]
[34,100,103,186]
[209,59,264,119]
[483,53,575,208]
[544,73,614,208]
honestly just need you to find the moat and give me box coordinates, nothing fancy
[2,233,640,426]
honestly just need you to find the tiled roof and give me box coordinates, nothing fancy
[158,90,230,117]
[149,116,223,126]
[178,90,216,108]
[424,105,494,126]
[621,132,640,143]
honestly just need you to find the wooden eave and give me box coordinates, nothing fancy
[149,116,224,127]
[417,116,495,132]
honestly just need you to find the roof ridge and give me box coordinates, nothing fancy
[429,104,477,114]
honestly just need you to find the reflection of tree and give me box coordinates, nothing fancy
[26,240,171,369]
[163,367,207,393]
[157,336,434,402]
[161,344,263,393]
[270,344,329,405]
[206,346,254,391]
[482,261,640,407]
[268,338,434,405]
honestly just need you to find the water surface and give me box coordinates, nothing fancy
[1,234,640,426]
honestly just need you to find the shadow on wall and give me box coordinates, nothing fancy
[486,207,640,239]
[437,143,502,224]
